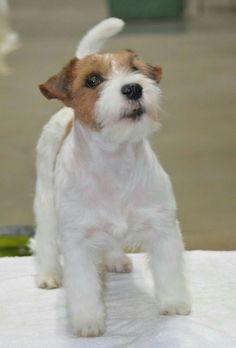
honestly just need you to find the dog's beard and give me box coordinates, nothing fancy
[100,113,159,144]
[99,97,159,144]
[121,102,145,121]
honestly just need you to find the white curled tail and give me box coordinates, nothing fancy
[76,17,125,59]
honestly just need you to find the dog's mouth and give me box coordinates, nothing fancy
[121,104,145,121]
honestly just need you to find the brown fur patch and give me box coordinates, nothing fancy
[70,55,112,129]
[108,50,162,83]
[39,58,79,105]
[62,119,73,143]
[133,59,162,83]
[112,50,137,68]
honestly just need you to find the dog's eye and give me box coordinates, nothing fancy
[85,74,103,88]
[132,66,139,72]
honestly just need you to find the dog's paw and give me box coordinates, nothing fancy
[36,273,62,289]
[73,311,105,337]
[106,254,133,273]
[75,319,105,337]
[158,295,191,315]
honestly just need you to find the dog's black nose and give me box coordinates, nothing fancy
[121,83,143,101]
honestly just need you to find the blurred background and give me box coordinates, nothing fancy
[0,0,235,255]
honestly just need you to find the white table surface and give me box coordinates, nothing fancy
[0,251,236,348]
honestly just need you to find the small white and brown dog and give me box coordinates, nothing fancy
[34,18,191,337]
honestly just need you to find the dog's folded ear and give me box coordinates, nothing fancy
[39,58,78,105]
[133,58,162,84]
[151,65,162,84]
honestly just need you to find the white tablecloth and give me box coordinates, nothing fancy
[0,251,236,348]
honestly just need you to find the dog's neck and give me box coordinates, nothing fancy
[72,119,145,163]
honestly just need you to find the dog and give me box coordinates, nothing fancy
[34,18,191,337]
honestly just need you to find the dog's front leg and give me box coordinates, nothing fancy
[62,236,105,337]
[146,214,191,316]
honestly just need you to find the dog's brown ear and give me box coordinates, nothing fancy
[39,58,78,105]
[133,58,162,84]
[151,65,162,84]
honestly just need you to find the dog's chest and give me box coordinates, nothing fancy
[75,149,146,207]
[61,142,153,197]
[55,137,162,239]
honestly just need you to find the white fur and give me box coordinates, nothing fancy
[76,17,124,59]
[34,107,73,288]
[34,18,191,337]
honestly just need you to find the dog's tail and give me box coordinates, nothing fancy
[75,17,125,59]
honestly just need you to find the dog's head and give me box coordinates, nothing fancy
[39,49,162,143]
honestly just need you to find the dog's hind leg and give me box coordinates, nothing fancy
[33,108,73,289]
[34,181,62,289]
